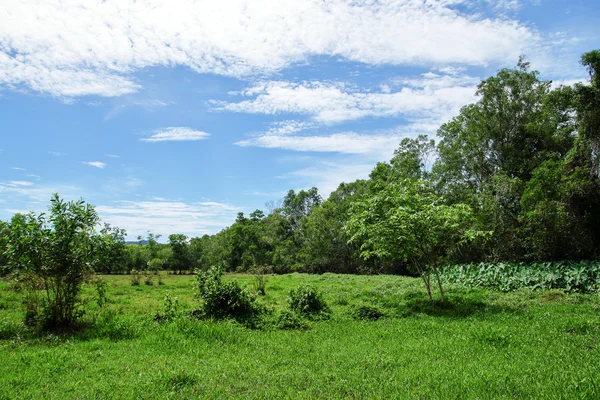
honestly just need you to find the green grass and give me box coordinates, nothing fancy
[1,273,599,399]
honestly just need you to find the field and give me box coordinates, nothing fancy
[1,273,599,399]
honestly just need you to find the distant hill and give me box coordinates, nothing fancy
[125,240,149,245]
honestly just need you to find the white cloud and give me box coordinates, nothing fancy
[105,154,120,158]
[97,200,243,238]
[8,181,34,187]
[216,77,477,124]
[48,151,65,156]
[82,161,106,169]
[0,0,541,97]
[237,132,404,156]
[10,167,26,171]
[141,127,211,143]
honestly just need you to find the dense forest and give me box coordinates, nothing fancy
[2,50,599,278]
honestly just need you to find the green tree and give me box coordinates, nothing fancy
[169,233,190,272]
[4,194,102,330]
[346,179,477,300]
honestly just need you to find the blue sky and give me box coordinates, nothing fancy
[0,0,598,239]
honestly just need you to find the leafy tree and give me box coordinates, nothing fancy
[4,194,102,330]
[169,233,190,272]
[346,179,477,300]
[94,223,128,273]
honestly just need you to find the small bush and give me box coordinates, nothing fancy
[276,309,310,330]
[155,292,181,323]
[194,266,263,320]
[130,269,141,286]
[157,271,165,286]
[288,285,331,319]
[352,305,385,321]
[144,273,154,286]
[92,278,108,309]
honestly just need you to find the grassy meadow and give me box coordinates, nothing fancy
[1,273,599,399]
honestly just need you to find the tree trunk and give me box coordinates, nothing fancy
[433,262,445,302]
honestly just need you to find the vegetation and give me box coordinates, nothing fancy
[3,194,102,331]
[1,274,599,398]
[441,261,600,293]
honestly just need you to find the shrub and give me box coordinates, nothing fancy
[4,195,104,331]
[144,273,154,286]
[155,292,181,323]
[194,266,262,320]
[276,309,310,330]
[288,285,331,319]
[352,304,385,321]
[130,269,141,286]
[93,278,108,309]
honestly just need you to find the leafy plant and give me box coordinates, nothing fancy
[155,292,181,323]
[144,273,154,286]
[92,278,108,309]
[130,269,141,286]
[194,266,262,320]
[276,309,310,330]
[440,261,600,293]
[352,304,385,321]
[287,285,331,319]
[4,194,104,331]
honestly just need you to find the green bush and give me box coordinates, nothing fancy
[130,269,141,286]
[352,304,385,321]
[194,266,262,320]
[276,309,310,330]
[287,285,331,319]
[155,292,181,323]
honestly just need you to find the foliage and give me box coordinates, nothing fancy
[194,266,262,320]
[92,277,108,309]
[276,309,310,330]
[346,178,480,300]
[352,304,385,321]
[129,269,141,286]
[154,292,181,323]
[4,194,102,331]
[287,285,330,319]
[440,261,600,293]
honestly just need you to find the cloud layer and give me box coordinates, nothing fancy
[0,0,539,97]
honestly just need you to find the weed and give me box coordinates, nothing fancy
[129,269,141,286]
[276,309,310,330]
[288,285,331,319]
[194,266,263,320]
[352,305,385,321]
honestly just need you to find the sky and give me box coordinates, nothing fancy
[0,0,598,239]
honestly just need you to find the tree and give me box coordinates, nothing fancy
[346,179,477,301]
[4,194,103,330]
[169,233,190,272]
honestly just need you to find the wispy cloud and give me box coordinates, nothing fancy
[97,200,243,238]
[8,181,34,187]
[48,151,65,157]
[105,154,120,158]
[141,127,211,143]
[216,75,477,124]
[82,161,106,169]
[10,167,27,171]
[0,0,542,98]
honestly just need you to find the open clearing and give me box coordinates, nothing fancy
[1,273,599,399]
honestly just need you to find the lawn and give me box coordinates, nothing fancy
[1,273,599,399]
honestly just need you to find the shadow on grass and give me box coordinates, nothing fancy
[395,292,519,319]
